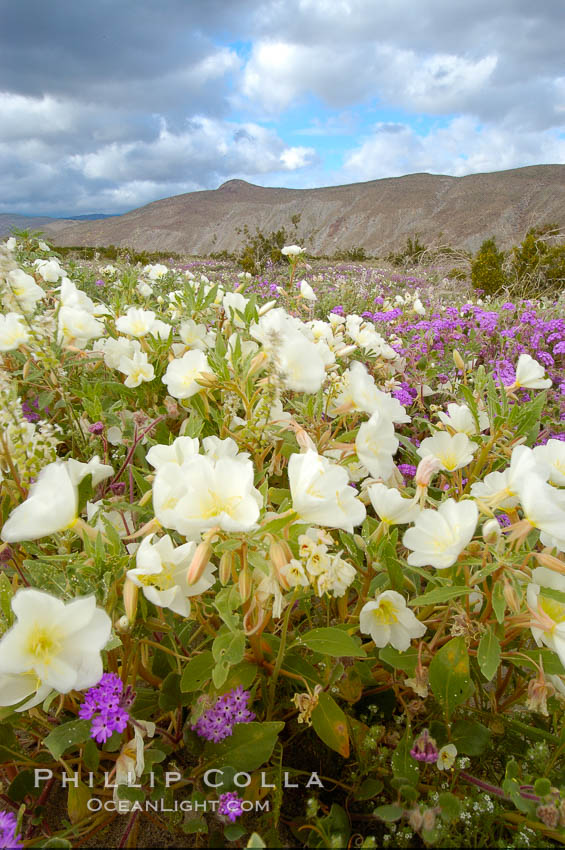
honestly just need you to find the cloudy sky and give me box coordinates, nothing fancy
[2,0,564,216]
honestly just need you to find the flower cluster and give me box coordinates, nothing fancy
[282,527,356,598]
[192,686,255,743]
[79,673,134,744]
[218,791,245,822]
[0,810,22,849]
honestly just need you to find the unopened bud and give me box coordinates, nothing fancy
[503,577,521,613]
[248,350,269,377]
[239,564,252,602]
[270,541,291,590]
[23,359,31,380]
[536,552,565,575]
[219,551,233,585]
[453,349,465,371]
[482,518,501,544]
[258,299,276,316]
[116,614,131,633]
[186,541,212,585]
[335,344,357,357]
[243,596,270,635]
[123,578,138,623]
[195,371,217,388]
[296,427,316,452]
[163,396,179,417]
[415,456,442,487]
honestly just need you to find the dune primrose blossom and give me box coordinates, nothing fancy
[527,567,565,667]
[359,590,426,651]
[0,589,112,711]
[510,353,552,390]
[417,431,476,473]
[402,498,478,569]
[162,349,210,399]
[289,449,366,532]
[0,312,30,351]
[1,455,113,543]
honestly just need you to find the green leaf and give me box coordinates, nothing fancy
[356,778,384,800]
[297,627,366,658]
[477,626,501,681]
[391,727,419,787]
[7,769,37,802]
[224,824,246,841]
[42,840,72,849]
[451,719,491,756]
[410,585,472,606]
[259,511,298,536]
[379,646,419,676]
[506,649,565,676]
[429,637,474,719]
[212,629,245,666]
[247,833,267,848]
[44,719,92,759]
[311,692,350,757]
[203,721,284,771]
[180,651,214,692]
[438,791,462,823]
[492,580,506,624]
[374,805,404,822]
[159,672,192,710]
[281,652,322,687]
[212,659,230,689]
[0,572,13,626]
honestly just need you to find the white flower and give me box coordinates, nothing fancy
[6,237,16,251]
[280,559,310,588]
[359,590,426,651]
[437,744,457,770]
[355,411,399,480]
[417,431,476,472]
[118,349,155,388]
[513,353,552,390]
[127,534,216,616]
[223,292,249,327]
[368,483,421,525]
[289,450,366,532]
[94,336,137,369]
[146,436,199,469]
[4,269,45,313]
[153,455,263,535]
[333,362,410,422]
[518,477,565,552]
[470,444,541,509]
[137,281,153,297]
[179,319,210,350]
[528,567,565,667]
[202,436,250,464]
[299,280,317,301]
[57,306,105,348]
[278,333,326,394]
[143,263,169,280]
[402,499,478,569]
[437,403,489,435]
[1,456,112,543]
[114,721,155,808]
[281,245,304,257]
[533,439,565,487]
[34,258,64,282]
[0,589,111,707]
[162,349,210,399]
[0,312,29,350]
[413,298,426,316]
[115,307,156,337]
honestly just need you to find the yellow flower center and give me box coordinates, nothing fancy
[372,598,399,626]
[138,563,175,591]
[540,595,565,626]
[27,626,61,664]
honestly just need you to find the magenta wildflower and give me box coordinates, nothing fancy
[192,686,255,743]
[79,673,134,744]
[410,729,439,764]
[88,421,105,434]
[0,810,22,849]
[218,791,244,822]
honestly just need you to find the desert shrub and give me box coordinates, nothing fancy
[387,234,427,267]
[510,224,565,294]
[471,236,507,295]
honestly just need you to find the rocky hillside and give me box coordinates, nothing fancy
[43,165,565,256]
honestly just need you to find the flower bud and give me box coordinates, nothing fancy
[186,541,213,585]
[195,371,217,388]
[248,350,269,377]
[219,551,233,585]
[123,578,138,623]
[453,349,465,371]
[415,456,442,487]
[482,518,501,544]
[503,577,521,613]
[536,552,565,575]
[239,564,252,602]
[258,299,277,316]
[296,427,316,453]
[270,541,291,591]
[116,614,131,633]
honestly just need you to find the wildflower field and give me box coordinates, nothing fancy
[1,234,565,849]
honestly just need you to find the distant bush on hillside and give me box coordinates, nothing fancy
[236,214,304,274]
[387,234,427,266]
[471,237,507,295]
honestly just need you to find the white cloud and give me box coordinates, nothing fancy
[342,117,565,181]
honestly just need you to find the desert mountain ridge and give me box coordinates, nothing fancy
[24,164,565,255]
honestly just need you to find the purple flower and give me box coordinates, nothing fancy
[192,687,255,742]
[79,673,134,745]
[88,421,105,434]
[95,279,105,287]
[410,729,439,764]
[218,791,244,822]
[0,810,23,849]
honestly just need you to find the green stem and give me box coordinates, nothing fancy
[266,590,296,720]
